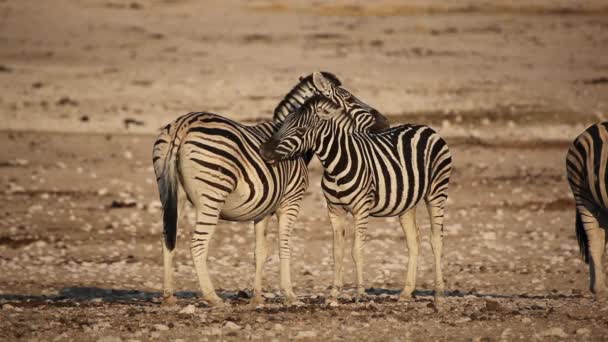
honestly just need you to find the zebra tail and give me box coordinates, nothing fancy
[154,134,179,251]
[575,208,590,264]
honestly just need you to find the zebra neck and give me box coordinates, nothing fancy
[313,121,356,176]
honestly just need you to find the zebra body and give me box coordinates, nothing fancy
[152,73,342,306]
[261,72,451,303]
[566,122,608,298]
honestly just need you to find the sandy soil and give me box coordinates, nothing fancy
[1,0,608,341]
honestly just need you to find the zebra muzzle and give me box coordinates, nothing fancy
[260,139,280,163]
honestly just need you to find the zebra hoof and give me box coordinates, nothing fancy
[398,293,413,302]
[161,295,178,306]
[204,296,225,307]
[250,295,265,306]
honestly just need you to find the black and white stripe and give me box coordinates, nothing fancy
[152,74,341,306]
[566,122,608,298]
[261,73,451,303]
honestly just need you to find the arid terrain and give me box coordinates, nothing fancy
[1,0,608,341]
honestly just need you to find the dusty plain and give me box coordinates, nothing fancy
[1,0,608,341]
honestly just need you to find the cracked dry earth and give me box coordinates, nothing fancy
[1,132,607,341]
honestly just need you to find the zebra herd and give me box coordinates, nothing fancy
[153,72,608,307]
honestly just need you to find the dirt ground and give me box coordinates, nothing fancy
[1,0,608,341]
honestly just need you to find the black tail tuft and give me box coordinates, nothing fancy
[162,173,178,251]
[575,208,590,264]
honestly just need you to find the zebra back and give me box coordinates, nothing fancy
[273,72,342,124]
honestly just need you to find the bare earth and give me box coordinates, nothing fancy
[1,0,608,341]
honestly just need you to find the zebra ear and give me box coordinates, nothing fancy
[312,71,332,96]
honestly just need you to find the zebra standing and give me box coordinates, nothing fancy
[566,122,608,299]
[152,73,340,306]
[152,72,387,306]
[260,72,452,304]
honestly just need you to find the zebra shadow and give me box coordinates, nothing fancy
[0,287,261,306]
[364,287,583,301]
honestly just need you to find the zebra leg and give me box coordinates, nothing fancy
[426,200,446,304]
[352,210,370,298]
[162,185,187,306]
[252,216,270,305]
[190,202,223,306]
[580,206,608,298]
[277,209,301,305]
[328,205,347,299]
[398,208,419,301]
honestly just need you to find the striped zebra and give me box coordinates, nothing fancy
[566,122,608,299]
[152,72,387,306]
[260,72,452,304]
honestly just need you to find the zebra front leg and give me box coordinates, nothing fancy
[426,200,446,304]
[252,216,269,305]
[579,206,608,299]
[398,208,419,301]
[277,208,301,305]
[191,204,223,306]
[162,185,187,306]
[352,210,370,298]
[327,205,347,299]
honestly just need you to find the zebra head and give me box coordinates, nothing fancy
[260,95,341,163]
[311,71,390,133]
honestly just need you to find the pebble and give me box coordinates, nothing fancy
[179,304,196,314]
[153,324,169,331]
[537,327,568,338]
[97,337,122,342]
[2,304,14,310]
[224,321,241,331]
[294,331,317,339]
[575,328,591,336]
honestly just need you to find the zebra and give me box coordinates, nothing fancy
[260,72,452,304]
[566,122,608,299]
[152,72,387,306]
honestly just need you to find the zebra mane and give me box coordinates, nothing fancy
[273,71,341,124]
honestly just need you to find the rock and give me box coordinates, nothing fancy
[153,324,170,331]
[485,300,500,311]
[2,304,14,310]
[575,328,591,336]
[179,304,196,314]
[536,327,568,338]
[273,323,284,332]
[224,321,241,331]
[294,330,317,339]
[97,337,122,342]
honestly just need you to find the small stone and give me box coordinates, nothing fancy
[575,328,591,336]
[179,304,196,314]
[537,327,568,338]
[2,304,14,310]
[273,323,284,331]
[224,321,241,331]
[485,300,500,311]
[294,330,317,339]
[97,337,122,342]
[153,324,169,331]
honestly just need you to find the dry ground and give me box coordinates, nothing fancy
[1,0,608,341]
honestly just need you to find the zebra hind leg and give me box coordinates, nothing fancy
[578,205,608,299]
[426,199,446,305]
[251,216,270,305]
[190,199,224,306]
[398,208,419,301]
